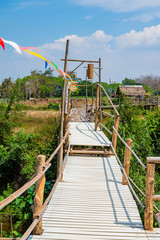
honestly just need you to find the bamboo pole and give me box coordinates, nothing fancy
[65,89,70,149]
[91,85,96,115]
[122,139,132,185]
[86,70,88,115]
[59,39,69,181]
[33,155,46,235]
[57,136,60,178]
[144,163,155,231]
[112,114,119,151]
[99,58,102,130]
[95,85,99,131]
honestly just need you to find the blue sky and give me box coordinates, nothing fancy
[1,0,160,83]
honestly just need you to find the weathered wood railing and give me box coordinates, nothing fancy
[0,126,70,239]
[91,83,120,150]
[145,157,160,230]
[90,83,160,231]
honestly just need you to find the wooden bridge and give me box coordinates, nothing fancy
[0,40,160,240]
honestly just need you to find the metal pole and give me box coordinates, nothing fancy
[99,58,102,130]
[58,39,69,180]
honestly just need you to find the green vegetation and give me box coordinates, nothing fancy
[103,100,160,225]
[0,101,60,237]
[0,70,160,237]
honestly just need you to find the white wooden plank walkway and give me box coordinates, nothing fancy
[69,122,111,146]
[29,122,160,240]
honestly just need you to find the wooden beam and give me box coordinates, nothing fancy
[153,195,160,201]
[70,61,84,74]
[61,59,99,63]
[33,155,46,235]
[69,149,113,155]
[144,163,155,231]
[112,114,119,151]
[59,39,69,180]
[147,157,160,164]
[122,139,132,185]
[95,85,99,131]
[94,70,99,78]
[99,58,102,131]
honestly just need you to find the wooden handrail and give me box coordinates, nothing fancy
[112,126,146,169]
[111,144,145,209]
[97,83,119,116]
[45,128,69,166]
[147,157,160,164]
[98,122,112,135]
[99,109,114,118]
[0,128,69,211]
[21,144,71,240]
[0,163,51,211]
[128,176,160,213]
[144,158,160,230]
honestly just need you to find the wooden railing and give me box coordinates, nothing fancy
[0,81,159,238]
[92,83,120,150]
[90,83,160,231]
[0,127,70,239]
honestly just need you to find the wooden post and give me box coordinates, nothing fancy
[59,39,69,181]
[33,155,46,235]
[91,86,94,114]
[144,163,155,231]
[57,136,60,178]
[122,139,132,185]
[112,114,119,151]
[65,89,70,149]
[95,85,99,131]
[99,58,102,130]
[86,70,88,116]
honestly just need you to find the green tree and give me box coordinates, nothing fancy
[122,78,136,85]
[1,77,13,100]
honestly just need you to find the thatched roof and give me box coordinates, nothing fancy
[116,85,145,96]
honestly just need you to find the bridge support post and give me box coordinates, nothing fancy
[65,89,70,150]
[112,114,119,150]
[33,155,46,235]
[99,58,102,130]
[144,163,155,231]
[95,85,99,131]
[59,39,69,181]
[122,139,132,185]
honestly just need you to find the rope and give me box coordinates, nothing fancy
[111,144,145,209]
[113,126,146,170]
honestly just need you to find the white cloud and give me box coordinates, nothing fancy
[123,11,160,22]
[116,25,160,48]
[39,25,160,57]
[39,30,114,58]
[2,25,160,83]
[72,0,160,12]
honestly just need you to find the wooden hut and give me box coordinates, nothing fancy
[116,85,145,97]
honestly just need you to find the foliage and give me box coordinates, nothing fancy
[122,77,137,85]
[47,102,60,110]
[103,100,160,225]
[0,109,60,237]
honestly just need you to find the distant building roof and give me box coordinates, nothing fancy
[116,85,146,96]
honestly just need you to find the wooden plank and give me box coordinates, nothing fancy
[29,119,160,240]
